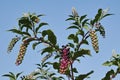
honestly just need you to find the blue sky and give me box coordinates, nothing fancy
[0,0,120,80]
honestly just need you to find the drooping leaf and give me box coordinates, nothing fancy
[67,26,79,30]
[22,36,29,41]
[72,22,79,26]
[33,72,40,76]
[99,25,105,38]
[72,68,78,73]
[22,32,31,36]
[16,72,22,79]
[66,17,75,21]
[36,22,48,33]
[80,15,87,22]
[37,14,45,17]
[102,69,114,80]
[32,42,41,50]
[54,54,60,59]
[42,53,52,63]
[49,73,56,77]
[36,64,41,67]
[90,20,95,26]
[2,72,16,80]
[72,49,91,61]
[101,14,113,19]
[102,61,113,67]
[8,29,22,34]
[2,74,15,80]
[75,70,94,80]
[52,76,65,80]
[82,19,89,27]
[8,29,31,36]
[41,47,53,55]
[42,29,57,45]
[81,40,89,45]
[68,43,75,48]
[68,34,79,43]
[102,59,118,67]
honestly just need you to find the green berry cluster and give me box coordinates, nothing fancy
[89,30,99,53]
[7,37,20,53]
[15,40,29,66]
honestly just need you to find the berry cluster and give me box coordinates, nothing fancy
[89,30,99,53]
[7,37,20,53]
[15,37,35,66]
[59,45,72,74]
[15,40,29,66]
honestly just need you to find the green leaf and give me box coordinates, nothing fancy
[77,30,84,37]
[94,8,102,22]
[90,20,94,26]
[37,14,45,17]
[72,49,91,61]
[2,74,15,80]
[80,15,87,22]
[83,25,90,31]
[42,53,52,63]
[22,36,28,41]
[82,19,89,27]
[75,70,94,80]
[2,72,16,80]
[16,72,22,79]
[41,47,53,55]
[68,34,79,43]
[102,69,114,80]
[18,17,32,30]
[32,42,41,50]
[8,29,22,34]
[81,40,89,45]
[53,62,60,70]
[101,14,113,19]
[22,32,31,36]
[66,26,79,30]
[8,29,31,36]
[49,73,56,77]
[66,17,75,21]
[72,22,79,26]
[72,68,78,73]
[54,55,60,59]
[42,29,57,45]
[33,72,40,77]
[36,22,48,33]
[68,43,75,48]
[102,61,113,66]
[96,25,105,38]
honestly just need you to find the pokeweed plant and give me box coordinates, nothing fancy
[4,7,112,80]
